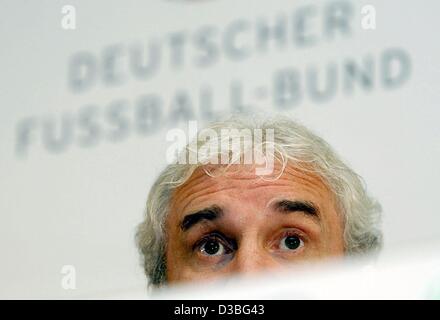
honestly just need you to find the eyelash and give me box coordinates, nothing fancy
[280,230,303,241]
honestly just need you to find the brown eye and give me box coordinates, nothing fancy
[280,235,303,251]
[200,238,224,256]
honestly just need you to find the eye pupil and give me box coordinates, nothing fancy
[284,235,300,250]
[204,239,220,255]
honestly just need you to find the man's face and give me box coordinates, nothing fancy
[165,163,345,284]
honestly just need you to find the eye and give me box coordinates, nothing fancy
[279,234,304,251]
[196,234,235,257]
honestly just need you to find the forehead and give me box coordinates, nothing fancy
[169,163,336,217]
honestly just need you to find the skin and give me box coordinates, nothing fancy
[165,163,345,284]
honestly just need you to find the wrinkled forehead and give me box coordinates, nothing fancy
[169,162,337,218]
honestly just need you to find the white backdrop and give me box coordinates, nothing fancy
[0,0,439,298]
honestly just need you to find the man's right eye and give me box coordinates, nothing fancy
[196,234,234,257]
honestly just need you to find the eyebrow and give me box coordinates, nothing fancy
[180,205,223,231]
[274,199,320,218]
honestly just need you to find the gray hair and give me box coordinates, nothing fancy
[136,115,382,286]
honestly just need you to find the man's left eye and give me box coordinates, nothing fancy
[279,234,304,251]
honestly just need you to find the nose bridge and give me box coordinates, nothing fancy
[233,231,274,274]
